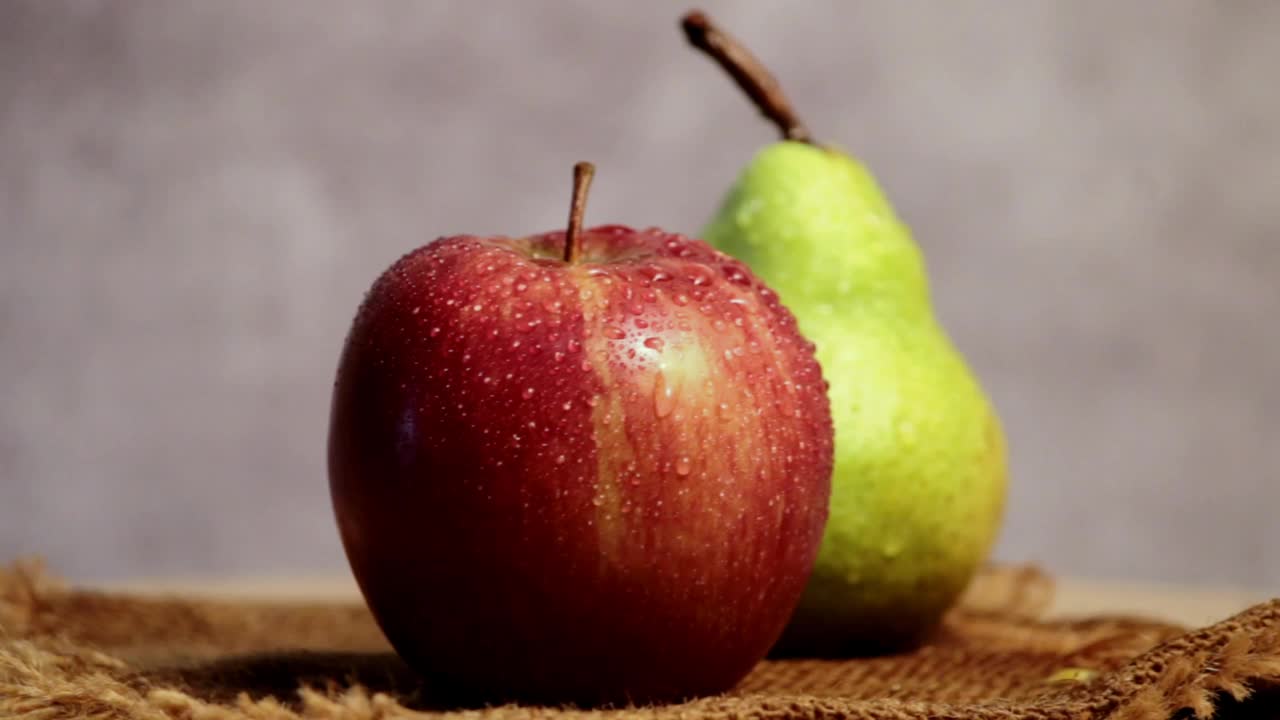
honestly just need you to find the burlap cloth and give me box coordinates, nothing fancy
[2,559,1278,719]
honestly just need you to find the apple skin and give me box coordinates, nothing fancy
[327,225,833,706]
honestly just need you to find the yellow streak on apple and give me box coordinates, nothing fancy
[573,268,790,582]
[572,271,631,570]
[585,367,631,568]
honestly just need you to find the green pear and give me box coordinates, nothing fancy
[683,12,1008,653]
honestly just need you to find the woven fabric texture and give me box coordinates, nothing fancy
[2,560,1278,719]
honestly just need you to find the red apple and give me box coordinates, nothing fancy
[327,163,833,706]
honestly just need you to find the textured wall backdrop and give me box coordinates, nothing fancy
[2,1,1277,588]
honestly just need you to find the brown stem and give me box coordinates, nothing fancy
[681,10,812,143]
[563,161,595,264]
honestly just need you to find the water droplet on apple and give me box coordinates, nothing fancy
[591,495,603,507]
[675,457,691,476]
[429,327,441,337]
[522,387,536,399]
[634,318,648,329]
[643,337,664,352]
[411,306,421,315]
[672,294,689,306]
[555,454,567,465]
[604,326,626,340]
[511,340,522,349]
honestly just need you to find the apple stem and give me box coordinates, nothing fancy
[564,161,595,265]
[681,10,813,144]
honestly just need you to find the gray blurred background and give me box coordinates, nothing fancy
[2,1,1277,589]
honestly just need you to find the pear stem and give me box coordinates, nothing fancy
[563,161,595,264]
[681,10,812,143]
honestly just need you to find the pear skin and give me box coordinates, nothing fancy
[704,141,1007,653]
[686,13,1009,654]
